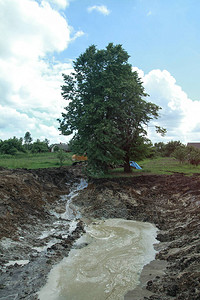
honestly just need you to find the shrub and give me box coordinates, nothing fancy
[30,140,49,153]
[57,150,65,166]
[0,137,25,155]
[187,147,200,166]
[172,146,187,164]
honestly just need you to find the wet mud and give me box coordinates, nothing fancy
[0,167,200,299]
[73,174,200,299]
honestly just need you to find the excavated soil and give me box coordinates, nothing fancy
[73,174,200,300]
[0,166,85,299]
[0,166,200,299]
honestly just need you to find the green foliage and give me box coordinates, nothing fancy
[53,145,60,152]
[187,146,200,166]
[30,139,49,153]
[172,146,187,163]
[137,157,200,175]
[172,145,200,166]
[154,142,166,157]
[0,152,73,169]
[154,141,185,157]
[164,140,184,157]
[0,137,25,155]
[58,43,161,175]
[24,131,33,150]
[57,150,66,167]
[155,126,167,137]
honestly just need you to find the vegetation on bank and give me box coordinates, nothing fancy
[1,132,200,176]
[110,157,200,177]
[0,152,73,169]
[0,152,200,176]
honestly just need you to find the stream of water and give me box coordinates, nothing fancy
[38,180,158,300]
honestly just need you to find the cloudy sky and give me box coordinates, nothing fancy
[1,0,200,145]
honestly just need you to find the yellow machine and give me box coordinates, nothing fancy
[72,154,88,161]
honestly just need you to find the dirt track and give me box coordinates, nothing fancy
[0,167,200,299]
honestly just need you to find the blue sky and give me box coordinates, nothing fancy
[0,0,200,144]
[66,0,200,100]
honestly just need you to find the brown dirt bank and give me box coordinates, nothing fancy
[0,166,85,299]
[0,166,83,240]
[73,173,200,300]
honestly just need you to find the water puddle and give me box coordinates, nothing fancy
[38,218,158,300]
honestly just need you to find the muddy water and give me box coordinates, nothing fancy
[38,219,157,300]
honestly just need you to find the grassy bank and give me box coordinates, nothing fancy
[0,153,200,176]
[109,157,200,177]
[0,152,73,169]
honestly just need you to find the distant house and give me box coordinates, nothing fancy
[51,143,70,152]
[187,143,200,150]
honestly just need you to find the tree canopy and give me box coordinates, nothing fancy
[58,43,162,174]
[24,131,33,150]
[0,137,25,155]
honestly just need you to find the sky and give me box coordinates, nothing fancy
[0,0,200,145]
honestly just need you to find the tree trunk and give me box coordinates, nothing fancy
[124,154,131,173]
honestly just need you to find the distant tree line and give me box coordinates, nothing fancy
[154,140,200,166]
[0,132,49,155]
[154,141,183,157]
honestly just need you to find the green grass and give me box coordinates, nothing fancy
[1,153,200,176]
[109,157,200,177]
[0,152,73,169]
[138,157,200,175]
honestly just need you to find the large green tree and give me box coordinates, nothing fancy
[58,43,161,174]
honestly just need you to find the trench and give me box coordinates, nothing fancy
[38,179,158,300]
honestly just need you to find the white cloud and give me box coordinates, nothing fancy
[0,0,81,144]
[87,5,110,15]
[0,0,71,59]
[0,105,37,139]
[45,0,69,10]
[70,30,85,42]
[133,68,200,144]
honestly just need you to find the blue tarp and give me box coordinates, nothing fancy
[130,161,142,169]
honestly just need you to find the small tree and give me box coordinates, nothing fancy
[172,146,187,164]
[187,147,200,166]
[57,150,65,167]
[24,132,33,150]
[164,141,183,157]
